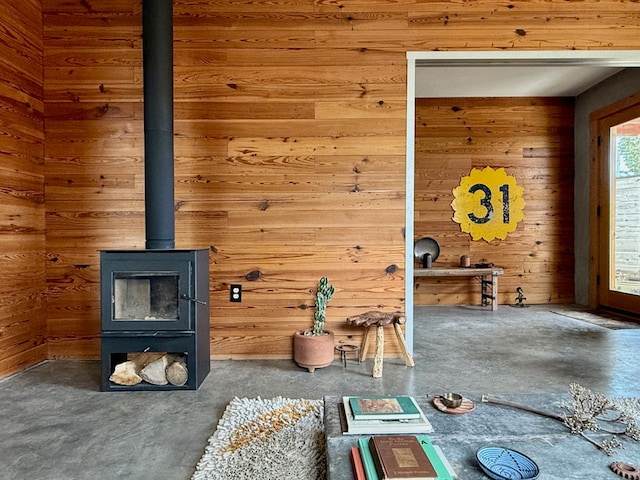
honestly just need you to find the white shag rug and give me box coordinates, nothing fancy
[191,397,326,480]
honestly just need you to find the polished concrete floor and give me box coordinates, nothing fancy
[1,305,639,480]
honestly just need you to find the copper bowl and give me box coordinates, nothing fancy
[441,392,463,408]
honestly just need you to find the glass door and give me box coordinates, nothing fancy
[595,100,640,315]
[100,252,195,332]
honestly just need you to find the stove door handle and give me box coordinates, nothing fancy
[180,293,207,305]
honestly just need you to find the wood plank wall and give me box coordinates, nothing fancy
[43,1,144,362]
[0,0,624,373]
[0,1,46,378]
[414,97,575,306]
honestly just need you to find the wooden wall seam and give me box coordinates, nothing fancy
[0,0,46,378]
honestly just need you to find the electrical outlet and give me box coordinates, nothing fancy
[230,284,242,302]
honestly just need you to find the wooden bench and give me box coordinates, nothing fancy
[414,267,504,310]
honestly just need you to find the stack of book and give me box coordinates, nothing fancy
[341,395,434,435]
[351,434,456,480]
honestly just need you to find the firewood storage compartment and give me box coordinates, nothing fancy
[100,249,210,391]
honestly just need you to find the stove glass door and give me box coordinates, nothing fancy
[114,271,179,321]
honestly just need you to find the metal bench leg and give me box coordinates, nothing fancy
[481,274,499,310]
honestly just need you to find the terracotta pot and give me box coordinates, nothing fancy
[292,330,335,372]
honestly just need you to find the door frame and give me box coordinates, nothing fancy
[590,94,640,312]
[405,51,640,353]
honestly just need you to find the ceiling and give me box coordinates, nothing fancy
[414,65,625,97]
[410,51,640,98]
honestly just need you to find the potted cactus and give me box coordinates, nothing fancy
[292,277,336,372]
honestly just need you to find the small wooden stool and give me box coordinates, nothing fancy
[346,311,415,378]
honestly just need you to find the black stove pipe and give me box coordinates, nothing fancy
[142,0,175,250]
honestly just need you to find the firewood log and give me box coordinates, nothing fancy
[166,356,188,386]
[139,354,177,385]
[109,352,162,386]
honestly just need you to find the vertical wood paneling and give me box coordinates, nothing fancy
[0,0,46,378]
[414,97,575,306]
[34,0,640,364]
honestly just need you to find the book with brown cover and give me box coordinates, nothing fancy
[368,435,438,480]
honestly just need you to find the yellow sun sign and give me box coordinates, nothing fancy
[451,167,525,242]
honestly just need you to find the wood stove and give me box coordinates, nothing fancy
[100,249,210,391]
[100,0,210,391]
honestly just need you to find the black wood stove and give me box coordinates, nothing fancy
[100,249,210,391]
[100,0,210,391]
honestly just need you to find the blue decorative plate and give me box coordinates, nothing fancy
[476,447,540,480]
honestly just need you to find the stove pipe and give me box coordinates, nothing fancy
[142,0,175,249]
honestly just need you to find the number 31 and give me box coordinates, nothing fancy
[467,183,510,225]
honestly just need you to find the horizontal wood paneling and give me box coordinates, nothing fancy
[0,0,46,378]
[36,0,640,364]
[414,97,575,306]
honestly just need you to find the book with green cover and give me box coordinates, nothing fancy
[341,398,434,435]
[358,437,380,480]
[415,436,454,480]
[349,395,421,420]
[358,435,455,480]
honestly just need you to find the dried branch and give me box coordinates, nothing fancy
[482,383,640,456]
[481,395,563,421]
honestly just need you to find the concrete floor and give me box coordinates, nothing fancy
[1,305,639,480]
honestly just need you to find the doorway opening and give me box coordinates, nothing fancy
[404,51,640,353]
[591,95,640,315]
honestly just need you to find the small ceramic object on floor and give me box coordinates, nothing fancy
[432,395,475,414]
[476,446,540,480]
[610,461,640,480]
[441,392,463,408]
